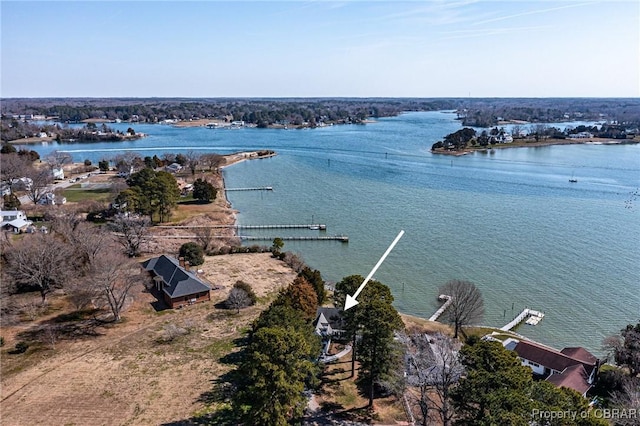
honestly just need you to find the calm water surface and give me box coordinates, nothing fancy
[22,112,640,355]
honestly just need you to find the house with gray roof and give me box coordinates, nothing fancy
[1,210,33,233]
[313,307,345,337]
[141,255,212,308]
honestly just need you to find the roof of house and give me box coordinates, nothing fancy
[5,218,32,229]
[514,340,597,375]
[142,255,211,299]
[546,364,592,396]
[560,347,598,365]
[313,307,344,331]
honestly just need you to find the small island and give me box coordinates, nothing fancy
[431,123,639,155]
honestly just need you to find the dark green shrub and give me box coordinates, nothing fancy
[179,242,205,266]
[13,342,29,354]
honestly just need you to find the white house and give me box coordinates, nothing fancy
[11,177,33,191]
[37,192,67,206]
[1,210,33,233]
[313,307,345,337]
[52,168,65,180]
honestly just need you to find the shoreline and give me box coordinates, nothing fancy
[431,137,639,155]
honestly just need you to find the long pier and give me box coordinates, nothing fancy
[225,186,273,191]
[429,294,453,321]
[240,235,349,243]
[155,224,327,230]
[500,308,545,331]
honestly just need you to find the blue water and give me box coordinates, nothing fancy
[19,112,640,355]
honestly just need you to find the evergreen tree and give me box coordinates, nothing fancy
[354,280,404,407]
[234,327,318,425]
[192,178,216,202]
[299,267,326,305]
[451,339,533,425]
[178,242,204,266]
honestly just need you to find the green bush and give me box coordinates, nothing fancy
[13,341,29,354]
[179,242,205,266]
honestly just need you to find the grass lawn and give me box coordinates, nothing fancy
[62,187,112,203]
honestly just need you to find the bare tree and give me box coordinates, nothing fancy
[42,325,59,350]
[405,332,463,426]
[185,150,200,176]
[66,279,99,311]
[44,150,72,170]
[23,165,53,204]
[194,226,216,252]
[0,153,31,193]
[87,252,141,321]
[200,153,226,171]
[107,215,151,257]
[225,287,252,313]
[51,213,113,266]
[610,377,640,426]
[438,279,484,338]
[4,232,74,304]
[113,152,142,175]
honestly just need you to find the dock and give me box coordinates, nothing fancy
[225,186,273,191]
[155,224,327,230]
[240,235,349,243]
[500,308,545,331]
[429,294,453,321]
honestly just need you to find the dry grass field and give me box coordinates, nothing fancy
[0,253,298,426]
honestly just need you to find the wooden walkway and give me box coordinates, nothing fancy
[500,308,545,331]
[240,235,349,243]
[225,186,273,191]
[155,224,327,230]
[429,294,453,321]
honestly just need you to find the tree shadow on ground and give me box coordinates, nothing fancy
[16,312,107,344]
[305,403,374,425]
[161,335,248,426]
[177,199,211,206]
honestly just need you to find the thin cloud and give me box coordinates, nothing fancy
[438,25,553,40]
[471,1,597,26]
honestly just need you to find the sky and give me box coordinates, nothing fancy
[1,0,638,98]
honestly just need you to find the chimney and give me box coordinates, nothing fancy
[179,257,186,268]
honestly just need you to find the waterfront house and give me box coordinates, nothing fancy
[313,307,345,337]
[508,339,599,397]
[141,255,212,309]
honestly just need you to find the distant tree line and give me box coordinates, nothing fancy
[0,119,141,143]
[1,98,458,127]
[456,98,640,127]
[3,98,638,130]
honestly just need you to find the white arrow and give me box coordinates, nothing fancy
[344,230,405,311]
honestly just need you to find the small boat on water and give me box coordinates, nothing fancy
[569,178,578,183]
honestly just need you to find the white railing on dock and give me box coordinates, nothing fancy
[225,186,273,191]
[500,308,545,331]
[429,294,453,321]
